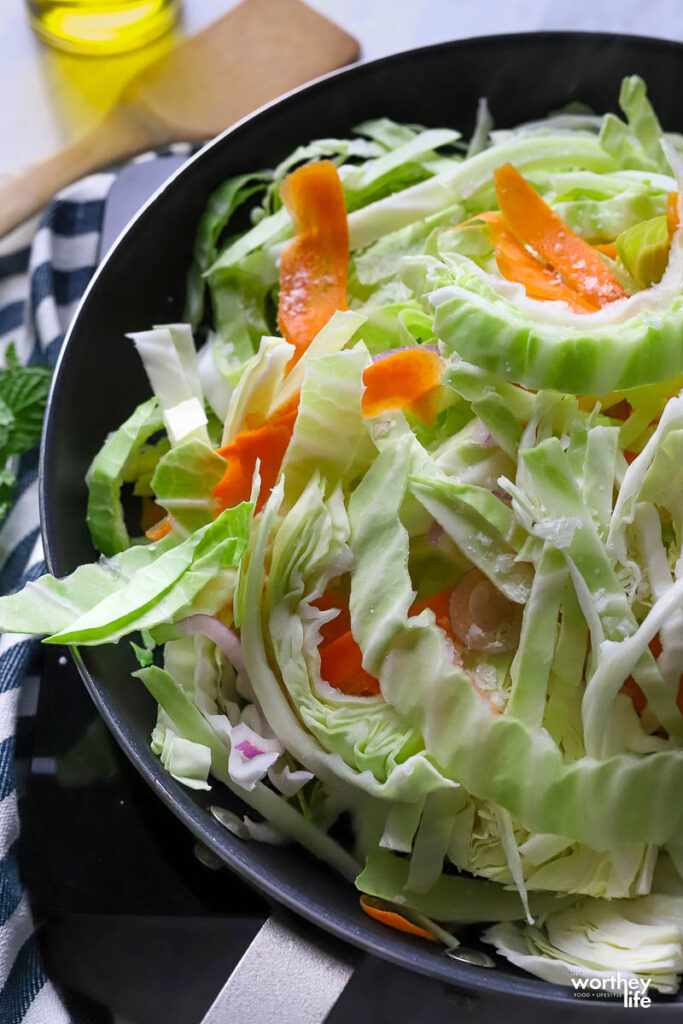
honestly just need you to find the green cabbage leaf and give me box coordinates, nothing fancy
[86,396,166,557]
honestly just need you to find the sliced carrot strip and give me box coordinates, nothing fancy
[317,585,506,712]
[318,585,512,704]
[214,400,299,514]
[360,895,436,941]
[317,589,455,698]
[494,163,626,306]
[146,516,171,541]
[621,677,647,715]
[605,398,631,421]
[141,496,165,534]
[667,192,679,238]
[594,242,618,260]
[455,212,598,313]
[315,593,378,696]
[622,636,665,715]
[362,348,443,422]
[312,592,351,646]
[647,633,683,715]
[278,160,349,368]
[410,588,455,638]
[319,630,380,697]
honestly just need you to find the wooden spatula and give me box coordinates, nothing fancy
[0,0,358,237]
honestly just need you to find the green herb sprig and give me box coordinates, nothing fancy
[0,344,52,521]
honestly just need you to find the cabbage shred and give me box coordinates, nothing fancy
[3,75,683,992]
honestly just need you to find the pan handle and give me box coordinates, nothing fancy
[199,911,358,1024]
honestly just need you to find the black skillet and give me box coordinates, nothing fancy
[40,31,683,1022]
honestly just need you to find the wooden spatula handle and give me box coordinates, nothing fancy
[0,106,165,237]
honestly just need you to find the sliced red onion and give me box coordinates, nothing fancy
[426,521,461,560]
[426,521,445,547]
[471,421,497,447]
[228,722,281,790]
[176,614,248,681]
[372,344,439,363]
[234,739,264,760]
[449,569,522,653]
[491,487,513,506]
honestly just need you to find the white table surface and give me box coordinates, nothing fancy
[2,0,683,177]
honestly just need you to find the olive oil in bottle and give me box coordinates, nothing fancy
[27,0,179,55]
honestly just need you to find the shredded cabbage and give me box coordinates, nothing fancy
[5,74,683,996]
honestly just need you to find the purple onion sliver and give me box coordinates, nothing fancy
[235,739,264,760]
[372,343,439,363]
[471,420,496,448]
[492,487,513,506]
[176,614,248,681]
[426,521,445,547]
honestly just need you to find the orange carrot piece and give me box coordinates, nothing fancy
[317,589,455,698]
[455,212,598,312]
[360,895,436,941]
[362,348,444,422]
[315,593,379,696]
[214,401,299,514]
[316,585,505,702]
[278,160,349,368]
[594,242,618,260]
[494,163,626,306]
[312,592,352,646]
[645,632,683,715]
[410,589,454,638]
[146,516,171,541]
[667,192,679,238]
[621,676,647,715]
[319,630,380,697]
[141,496,165,534]
[605,398,631,421]
[622,636,664,715]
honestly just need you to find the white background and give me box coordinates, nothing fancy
[2,0,683,176]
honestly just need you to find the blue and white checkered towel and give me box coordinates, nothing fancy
[0,147,192,1023]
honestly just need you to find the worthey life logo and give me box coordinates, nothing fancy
[571,973,652,1008]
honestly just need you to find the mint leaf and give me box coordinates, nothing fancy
[4,343,19,370]
[0,399,15,457]
[0,465,16,521]
[0,348,50,525]
[0,364,52,455]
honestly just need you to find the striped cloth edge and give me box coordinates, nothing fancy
[0,143,194,1024]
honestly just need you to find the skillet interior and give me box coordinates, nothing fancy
[40,32,683,1010]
